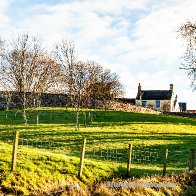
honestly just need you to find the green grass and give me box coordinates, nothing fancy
[0,107,196,195]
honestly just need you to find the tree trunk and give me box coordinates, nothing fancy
[23,92,28,126]
[75,106,79,131]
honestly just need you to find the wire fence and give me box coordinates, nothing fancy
[18,137,82,156]
[132,148,160,164]
[0,131,195,179]
[167,149,190,170]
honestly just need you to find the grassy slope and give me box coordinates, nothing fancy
[0,108,195,195]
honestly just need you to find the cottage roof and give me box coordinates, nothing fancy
[137,90,173,100]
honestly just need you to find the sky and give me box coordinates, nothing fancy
[0,0,195,109]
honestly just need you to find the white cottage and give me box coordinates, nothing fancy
[135,83,177,112]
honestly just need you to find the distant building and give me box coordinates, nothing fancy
[178,102,187,112]
[135,83,177,112]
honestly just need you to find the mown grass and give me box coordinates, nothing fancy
[0,107,196,195]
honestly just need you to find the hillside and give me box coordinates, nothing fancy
[0,108,195,195]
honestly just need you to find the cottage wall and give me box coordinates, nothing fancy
[170,94,175,112]
[136,99,172,112]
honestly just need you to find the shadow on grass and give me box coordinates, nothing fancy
[1,124,196,151]
[84,142,194,179]
[0,109,195,127]
[1,138,194,183]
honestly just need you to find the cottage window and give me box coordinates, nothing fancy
[155,100,160,108]
[142,100,147,107]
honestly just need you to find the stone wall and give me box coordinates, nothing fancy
[40,93,67,107]
[0,91,162,114]
[114,98,135,104]
[163,112,196,118]
[0,91,68,108]
[0,91,106,109]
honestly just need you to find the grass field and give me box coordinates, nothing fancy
[0,107,195,195]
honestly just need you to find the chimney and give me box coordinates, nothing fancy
[136,83,142,99]
[138,83,141,93]
[170,84,173,92]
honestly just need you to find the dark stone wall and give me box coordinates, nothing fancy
[0,91,107,109]
[40,93,67,107]
[0,91,68,108]
[114,98,136,105]
[162,112,196,118]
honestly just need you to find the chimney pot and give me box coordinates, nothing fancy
[170,84,173,91]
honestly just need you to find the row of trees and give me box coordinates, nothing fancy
[0,33,124,126]
[54,40,124,107]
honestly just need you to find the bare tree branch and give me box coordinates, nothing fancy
[0,33,63,125]
[179,20,196,90]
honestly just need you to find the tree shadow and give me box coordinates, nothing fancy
[0,109,195,126]
[84,142,195,178]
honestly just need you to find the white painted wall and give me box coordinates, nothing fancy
[136,99,173,112]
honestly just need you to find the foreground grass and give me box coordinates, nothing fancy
[0,107,196,195]
[0,141,120,195]
[1,141,195,195]
[93,172,196,196]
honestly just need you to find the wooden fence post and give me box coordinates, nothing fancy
[78,138,86,178]
[189,149,195,171]
[163,148,168,176]
[11,131,19,172]
[127,144,133,177]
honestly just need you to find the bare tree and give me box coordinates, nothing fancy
[81,61,101,107]
[0,38,12,113]
[54,40,125,129]
[0,37,4,85]
[179,20,196,90]
[0,33,63,125]
[86,67,124,109]
[70,61,88,130]
[54,40,77,103]
[54,40,80,130]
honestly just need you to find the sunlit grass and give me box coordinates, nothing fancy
[0,107,195,194]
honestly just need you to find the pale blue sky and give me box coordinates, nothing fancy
[0,0,195,109]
